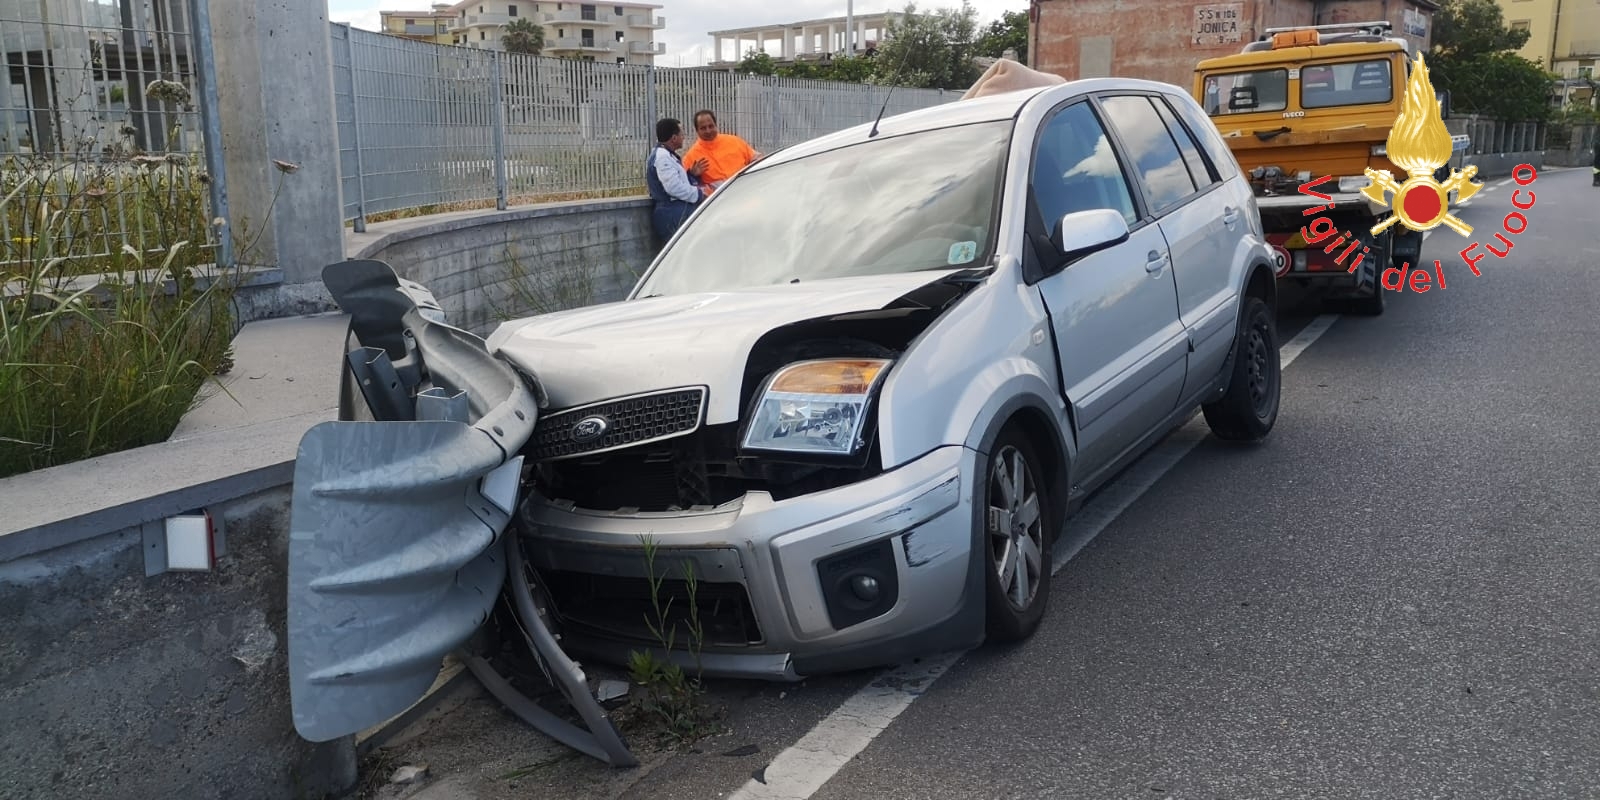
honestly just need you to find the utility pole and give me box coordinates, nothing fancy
[846,0,854,56]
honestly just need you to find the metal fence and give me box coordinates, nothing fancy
[1,0,228,273]
[331,23,957,230]
[1450,115,1546,157]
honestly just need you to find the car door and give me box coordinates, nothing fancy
[1027,99,1188,480]
[1098,93,1243,404]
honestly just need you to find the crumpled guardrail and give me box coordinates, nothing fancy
[287,258,636,766]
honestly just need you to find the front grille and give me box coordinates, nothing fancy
[542,569,764,647]
[530,387,705,461]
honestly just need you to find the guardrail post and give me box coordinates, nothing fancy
[491,51,508,211]
[344,25,369,233]
[188,0,234,267]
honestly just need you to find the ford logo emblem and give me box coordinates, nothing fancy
[571,415,609,443]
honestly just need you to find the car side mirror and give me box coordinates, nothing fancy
[1051,208,1131,268]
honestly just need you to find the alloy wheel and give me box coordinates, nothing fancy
[987,444,1043,611]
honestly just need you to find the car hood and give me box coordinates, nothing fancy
[485,270,965,424]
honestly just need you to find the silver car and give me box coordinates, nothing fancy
[288,76,1282,745]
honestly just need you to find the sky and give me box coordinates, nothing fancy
[327,0,1029,67]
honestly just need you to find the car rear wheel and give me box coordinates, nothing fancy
[1202,296,1280,442]
[981,426,1053,643]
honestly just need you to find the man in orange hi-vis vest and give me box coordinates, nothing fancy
[682,109,761,190]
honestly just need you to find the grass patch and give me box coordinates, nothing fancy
[0,157,294,479]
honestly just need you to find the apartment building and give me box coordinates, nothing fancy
[380,5,458,44]
[1494,0,1598,108]
[444,0,667,64]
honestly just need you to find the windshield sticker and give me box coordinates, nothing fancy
[948,241,977,264]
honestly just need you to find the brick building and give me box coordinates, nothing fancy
[1027,0,1439,89]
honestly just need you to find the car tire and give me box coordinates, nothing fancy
[980,425,1053,643]
[1202,296,1281,442]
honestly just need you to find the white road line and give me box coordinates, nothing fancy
[727,314,1343,800]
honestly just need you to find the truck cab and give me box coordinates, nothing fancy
[1192,21,1466,316]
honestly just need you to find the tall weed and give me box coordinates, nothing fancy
[0,144,292,478]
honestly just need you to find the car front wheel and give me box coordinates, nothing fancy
[981,427,1053,643]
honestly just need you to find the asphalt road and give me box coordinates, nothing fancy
[391,166,1600,800]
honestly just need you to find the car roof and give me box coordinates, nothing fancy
[750,77,1200,169]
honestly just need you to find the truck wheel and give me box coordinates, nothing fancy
[1352,279,1386,316]
[1202,296,1280,442]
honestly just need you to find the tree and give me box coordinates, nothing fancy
[502,18,545,55]
[871,2,981,90]
[1430,0,1529,57]
[738,48,778,75]
[1427,0,1555,122]
[974,9,1028,64]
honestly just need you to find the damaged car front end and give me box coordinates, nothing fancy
[485,110,1035,682]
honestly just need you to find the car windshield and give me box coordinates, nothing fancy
[1300,59,1393,108]
[1203,68,1288,115]
[633,120,1012,298]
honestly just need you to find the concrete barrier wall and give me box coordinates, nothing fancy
[0,195,654,800]
[343,196,655,337]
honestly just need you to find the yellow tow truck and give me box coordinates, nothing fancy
[1192,21,1468,315]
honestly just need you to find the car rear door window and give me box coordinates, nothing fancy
[1152,96,1219,191]
[1099,95,1199,215]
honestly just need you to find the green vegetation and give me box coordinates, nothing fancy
[615,534,724,748]
[1428,0,1559,123]
[736,1,1026,89]
[0,81,290,479]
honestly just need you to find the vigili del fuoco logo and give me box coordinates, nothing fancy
[1293,51,1538,294]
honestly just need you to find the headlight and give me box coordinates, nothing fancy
[741,358,892,456]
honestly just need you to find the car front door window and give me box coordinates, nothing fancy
[1029,101,1140,233]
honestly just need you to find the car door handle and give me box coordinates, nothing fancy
[1222,206,1240,226]
[1146,250,1168,273]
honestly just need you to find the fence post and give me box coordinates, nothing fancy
[768,75,781,152]
[491,51,508,211]
[645,64,657,156]
[188,0,234,267]
[343,25,369,233]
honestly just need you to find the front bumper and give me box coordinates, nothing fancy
[518,444,985,680]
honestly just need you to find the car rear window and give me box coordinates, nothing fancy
[1201,68,1288,115]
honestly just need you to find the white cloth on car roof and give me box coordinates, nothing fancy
[961,58,1067,101]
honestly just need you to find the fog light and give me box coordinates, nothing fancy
[850,575,880,602]
[816,538,899,630]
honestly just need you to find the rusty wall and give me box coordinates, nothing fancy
[1314,0,1436,53]
[1031,0,1316,88]
[1027,0,1436,89]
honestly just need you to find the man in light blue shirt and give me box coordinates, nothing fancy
[646,118,711,243]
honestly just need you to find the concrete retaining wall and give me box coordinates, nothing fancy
[1463,151,1544,180]
[343,196,654,337]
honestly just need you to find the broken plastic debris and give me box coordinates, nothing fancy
[595,680,629,703]
[389,765,429,785]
